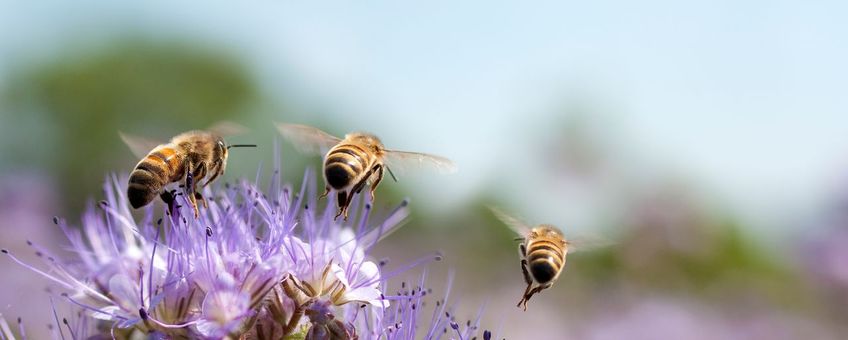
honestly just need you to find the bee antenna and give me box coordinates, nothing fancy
[386,165,398,182]
[227,144,257,149]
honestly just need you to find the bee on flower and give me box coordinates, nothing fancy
[1,170,491,339]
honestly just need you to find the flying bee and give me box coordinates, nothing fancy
[276,123,456,220]
[121,123,255,217]
[489,207,608,311]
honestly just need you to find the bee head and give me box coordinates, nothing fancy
[216,137,228,161]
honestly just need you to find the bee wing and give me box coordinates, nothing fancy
[119,132,165,159]
[488,206,533,237]
[207,121,249,137]
[565,234,614,254]
[275,123,342,155]
[383,150,457,176]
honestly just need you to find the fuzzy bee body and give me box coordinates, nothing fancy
[277,123,456,221]
[323,135,383,192]
[522,225,567,286]
[128,144,186,208]
[514,225,568,310]
[489,207,575,311]
[319,133,388,220]
[126,130,231,216]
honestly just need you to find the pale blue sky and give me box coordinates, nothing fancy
[2,1,847,235]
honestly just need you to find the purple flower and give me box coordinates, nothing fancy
[0,174,65,340]
[580,298,839,340]
[805,228,848,289]
[196,289,252,338]
[1,170,488,339]
[371,271,487,340]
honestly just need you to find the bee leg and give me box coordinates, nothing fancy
[194,192,208,209]
[183,166,199,218]
[520,259,532,285]
[193,163,208,189]
[334,191,348,221]
[351,166,375,196]
[201,160,222,188]
[517,259,533,311]
[186,191,199,218]
[184,162,207,218]
[518,282,533,311]
[186,190,200,218]
[159,190,175,206]
[337,166,378,221]
[320,187,330,200]
[367,164,384,202]
[191,162,212,210]
[521,283,551,311]
[340,191,353,221]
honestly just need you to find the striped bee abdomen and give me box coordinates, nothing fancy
[127,146,179,209]
[324,144,369,190]
[526,239,565,284]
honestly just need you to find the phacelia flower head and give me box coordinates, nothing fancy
[3,164,491,339]
[1,168,418,339]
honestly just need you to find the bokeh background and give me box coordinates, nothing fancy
[2,1,848,339]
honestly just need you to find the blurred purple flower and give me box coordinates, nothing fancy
[0,174,64,340]
[805,228,848,289]
[1,171,487,339]
[581,299,733,340]
[581,298,838,340]
[802,225,848,324]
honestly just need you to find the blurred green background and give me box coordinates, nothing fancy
[2,2,848,339]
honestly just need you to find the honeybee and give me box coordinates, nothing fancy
[276,123,456,220]
[121,124,255,217]
[489,207,603,311]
